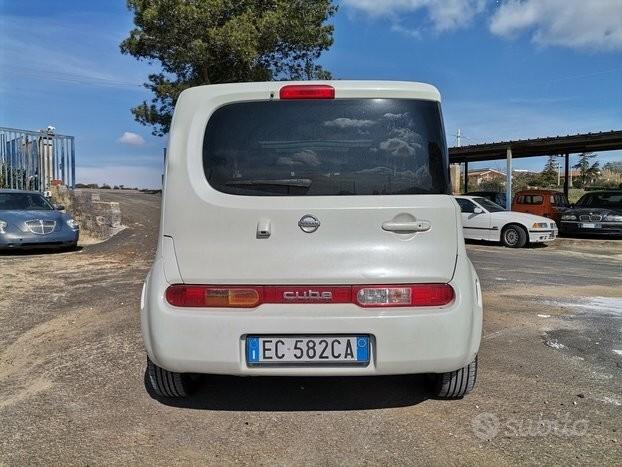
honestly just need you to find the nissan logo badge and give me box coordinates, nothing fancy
[298,214,320,233]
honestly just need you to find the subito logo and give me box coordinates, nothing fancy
[472,413,500,440]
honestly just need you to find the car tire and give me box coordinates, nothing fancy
[146,357,192,398]
[433,355,478,399]
[501,224,527,248]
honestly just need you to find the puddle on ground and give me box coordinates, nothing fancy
[544,297,622,316]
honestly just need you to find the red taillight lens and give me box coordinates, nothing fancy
[353,284,454,307]
[166,284,454,308]
[166,285,262,308]
[279,84,335,100]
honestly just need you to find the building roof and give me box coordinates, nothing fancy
[450,130,622,163]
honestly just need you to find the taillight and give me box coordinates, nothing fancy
[165,285,262,308]
[279,84,335,100]
[165,284,454,308]
[353,284,454,307]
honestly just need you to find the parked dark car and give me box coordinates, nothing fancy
[466,191,507,208]
[559,191,622,237]
[0,190,80,250]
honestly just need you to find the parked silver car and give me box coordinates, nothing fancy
[0,190,79,250]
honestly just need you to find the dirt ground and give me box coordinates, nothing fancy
[1,190,621,465]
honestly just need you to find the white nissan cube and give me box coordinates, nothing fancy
[141,81,483,399]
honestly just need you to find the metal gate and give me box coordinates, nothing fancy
[0,127,76,191]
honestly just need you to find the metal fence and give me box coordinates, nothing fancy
[0,127,75,191]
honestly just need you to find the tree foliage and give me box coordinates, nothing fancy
[539,155,559,187]
[572,152,600,187]
[121,0,337,136]
[602,161,622,174]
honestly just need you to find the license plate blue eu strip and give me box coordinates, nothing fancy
[246,336,369,363]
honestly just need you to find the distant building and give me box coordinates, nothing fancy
[466,168,506,186]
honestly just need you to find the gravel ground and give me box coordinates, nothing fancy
[1,190,620,465]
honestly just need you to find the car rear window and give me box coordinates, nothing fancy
[203,99,450,196]
[516,194,543,205]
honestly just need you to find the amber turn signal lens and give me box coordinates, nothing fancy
[166,285,262,308]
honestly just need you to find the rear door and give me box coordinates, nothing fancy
[167,91,459,285]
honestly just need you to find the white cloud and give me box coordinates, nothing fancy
[117,132,146,146]
[342,0,487,32]
[490,0,622,51]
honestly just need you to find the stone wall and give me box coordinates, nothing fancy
[50,187,124,241]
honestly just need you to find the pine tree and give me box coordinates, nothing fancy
[121,0,337,136]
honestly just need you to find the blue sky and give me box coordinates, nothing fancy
[1,0,621,188]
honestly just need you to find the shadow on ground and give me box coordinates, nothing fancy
[464,239,549,249]
[146,372,430,412]
[0,246,83,256]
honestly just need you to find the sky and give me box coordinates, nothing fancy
[1,0,621,188]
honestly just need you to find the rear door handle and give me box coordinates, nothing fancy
[382,220,431,233]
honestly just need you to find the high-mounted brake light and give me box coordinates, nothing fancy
[279,84,335,100]
[166,284,454,308]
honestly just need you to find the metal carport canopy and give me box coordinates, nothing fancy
[449,130,622,163]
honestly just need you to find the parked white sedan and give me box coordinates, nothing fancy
[455,196,558,248]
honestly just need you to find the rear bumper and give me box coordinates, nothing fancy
[141,256,482,376]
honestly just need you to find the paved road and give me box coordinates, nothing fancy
[1,191,620,465]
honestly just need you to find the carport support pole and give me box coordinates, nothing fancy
[563,153,570,199]
[506,147,512,210]
[463,161,468,193]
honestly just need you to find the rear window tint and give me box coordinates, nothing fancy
[203,99,449,196]
[517,194,543,205]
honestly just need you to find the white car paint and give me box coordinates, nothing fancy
[141,81,482,378]
[455,195,558,245]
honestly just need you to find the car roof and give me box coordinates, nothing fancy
[179,80,442,103]
[515,189,562,195]
[466,191,502,195]
[0,189,42,194]
[580,190,622,196]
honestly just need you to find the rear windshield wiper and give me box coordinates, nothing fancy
[225,178,312,188]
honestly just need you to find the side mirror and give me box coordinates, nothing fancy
[473,207,483,214]
[54,204,65,211]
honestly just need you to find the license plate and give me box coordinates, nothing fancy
[246,335,369,366]
[581,223,597,228]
